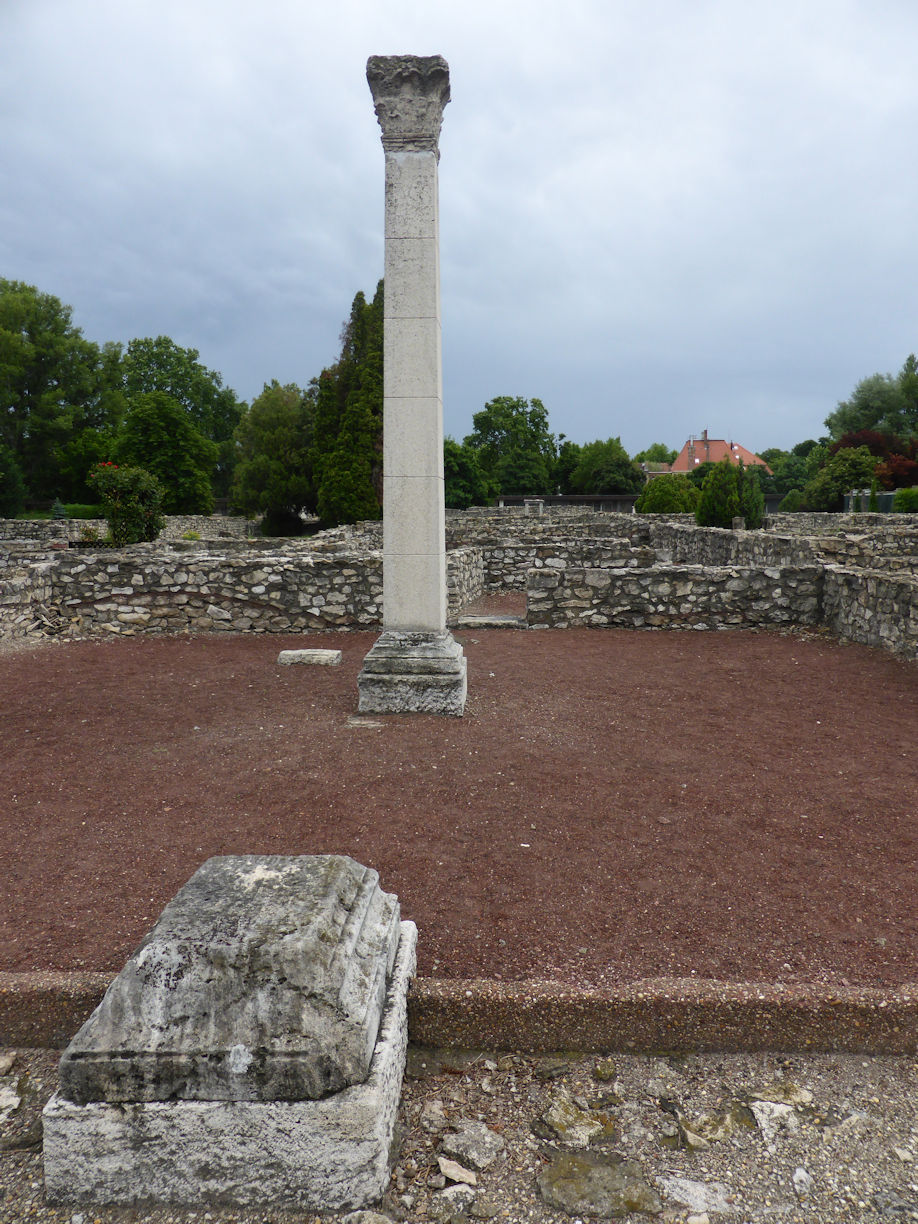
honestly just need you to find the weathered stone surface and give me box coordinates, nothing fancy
[366,55,450,153]
[43,922,416,1211]
[537,1150,662,1216]
[655,1176,736,1215]
[358,630,467,716]
[533,1087,618,1147]
[58,855,401,1103]
[277,648,342,666]
[440,1118,505,1170]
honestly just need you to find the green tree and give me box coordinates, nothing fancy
[115,392,218,514]
[231,381,315,533]
[121,336,242,497]
[695,457,741,527]
[0,441,26,516]
[800,446,878,512]
[554,437,582,494]
[685,460,720,489]
[0,280,124,500]
[443,437,494,508]
[312,284,384,526]
[568,437,643,494]
[825,355,918,441]
[633,442,677,465]
[759,448,808,497]
[635,473,700,514]
[463,396,556,496]
[739,464,765,529]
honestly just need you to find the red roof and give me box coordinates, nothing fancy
[670,432,772,475]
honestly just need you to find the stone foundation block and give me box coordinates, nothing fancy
[43,921,417,1212]
[357,629,466,716]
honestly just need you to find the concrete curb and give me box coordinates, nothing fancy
[2,971,917,1053]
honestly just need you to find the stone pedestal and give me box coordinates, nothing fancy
[358,54,467,716]
[358,629,467,716]
[44,855,416,1212]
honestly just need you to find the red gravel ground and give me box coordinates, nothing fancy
[2,626,916,991]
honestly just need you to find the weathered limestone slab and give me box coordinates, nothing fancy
[358,629,467,716]
[58,855,401,1104]
[277,648,342,665]
[43,921,417,1211]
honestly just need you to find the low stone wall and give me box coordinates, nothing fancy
[822,567,918,657]
[0,556,55,637]
[1,540,483,639]
[49,548,383,635]
[0,515,250,543]
[2,515,916,659]
[447,547,484,611]
[479,541,656,590]
[646,522,918,574]
[526,565,823,630]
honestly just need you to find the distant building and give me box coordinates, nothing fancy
[670,430,772,475]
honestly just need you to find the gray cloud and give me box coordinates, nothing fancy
[3,0,917,455]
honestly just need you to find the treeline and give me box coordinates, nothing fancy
[3,276,916,526]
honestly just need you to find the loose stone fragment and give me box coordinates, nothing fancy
[792,1166,815,1200]
[538,1150,662,1217]
[656,1176,736,1215]
[437,1155,477,1186]
[749,1099,798,1149]
[440,1118,505,1170]
[753,1079,813,1106]
[534,1087,618,1147]
[430,1182,477,1218]
[277,648,342,665]
[594,1057,617,1082]
[420,1097,449,1133]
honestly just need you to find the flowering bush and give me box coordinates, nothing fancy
[87,462,165,545]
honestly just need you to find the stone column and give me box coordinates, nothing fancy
[357,54,467,716]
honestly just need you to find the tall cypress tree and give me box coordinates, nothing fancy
[312,282,384,526]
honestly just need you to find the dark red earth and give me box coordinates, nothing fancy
[2,625,916,990]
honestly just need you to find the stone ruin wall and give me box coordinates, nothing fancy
[0,541,483,640]
[1,511,916,657]
[0,515,251,544]
[526,564,824,631]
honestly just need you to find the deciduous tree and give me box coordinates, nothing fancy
[0,279,123,501]
[115,392,217,514]
[231,381,316,533]
[463,396,556,496]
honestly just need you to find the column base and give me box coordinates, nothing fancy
[357,630,467,716]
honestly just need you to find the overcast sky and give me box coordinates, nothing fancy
[3,0,917,456]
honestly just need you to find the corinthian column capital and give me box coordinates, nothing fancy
[366,55,450,154]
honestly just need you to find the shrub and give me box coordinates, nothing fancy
[634,474,700,514]
[259,506,308,536]
[51,498,68,519]
[695,457,741,528]
[892,486,918,512]
[181,530,201,541]
[87,462,165,546]
[778,488,805,512]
